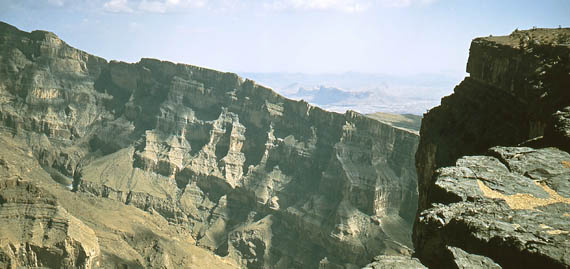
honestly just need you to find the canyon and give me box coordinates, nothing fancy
[0,20,568,269]
[0,21,419,268]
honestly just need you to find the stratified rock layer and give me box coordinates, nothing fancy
[414,28,570,268]
[0,21,420,268]
[0,179,100,269]
[0,133,239,268]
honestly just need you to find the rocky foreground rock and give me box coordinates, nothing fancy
[0,21,420,268]
[414,28,570,268]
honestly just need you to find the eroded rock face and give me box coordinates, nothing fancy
[0,132,239,268]
[416,147,570,268]
[0,21,420,268]
[414,28,570,268]
[0,179,100,269]
[416,28,570,213]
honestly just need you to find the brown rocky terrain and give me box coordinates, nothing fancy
[0,21,420,268]
[0,133,238,268]
[414,27,570,268]
[366,113,421,135]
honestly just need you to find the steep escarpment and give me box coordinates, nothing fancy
[0,21,419,268]
[414,28,570,268]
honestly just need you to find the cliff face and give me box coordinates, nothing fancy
[0,21,419,268]
[0,179,100,268]
[414,28,570,268]
[0,133,239,269]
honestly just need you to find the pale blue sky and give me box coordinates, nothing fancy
[1,0,568,76]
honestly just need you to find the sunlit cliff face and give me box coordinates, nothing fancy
[0,22,420,268]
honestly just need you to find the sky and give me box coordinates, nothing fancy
[0,0,569,76]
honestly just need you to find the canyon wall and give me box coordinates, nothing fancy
[414,28,570,268]
[0,21,419,268]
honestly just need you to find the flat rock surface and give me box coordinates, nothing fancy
[363,255,427,269]
[367,113,422,135]
[415,146,570,268]
[447,246,501,269]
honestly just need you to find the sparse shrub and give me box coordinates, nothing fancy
[556,33,570,44]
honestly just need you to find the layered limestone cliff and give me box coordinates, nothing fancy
[414,28,570,268]
[0,21,420,268]
[0,133,239,268]
[0,179,100,269]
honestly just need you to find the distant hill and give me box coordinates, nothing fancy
[240,72,463,115]
[367,112,422,134]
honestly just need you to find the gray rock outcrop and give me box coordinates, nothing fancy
[362,255,426,269]
[414,27,570,268]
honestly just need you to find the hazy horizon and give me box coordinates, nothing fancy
[1,0,568,77]
[239,71,462,115]
[2,0,568,115]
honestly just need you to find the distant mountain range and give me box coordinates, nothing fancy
[239,72,464,115]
